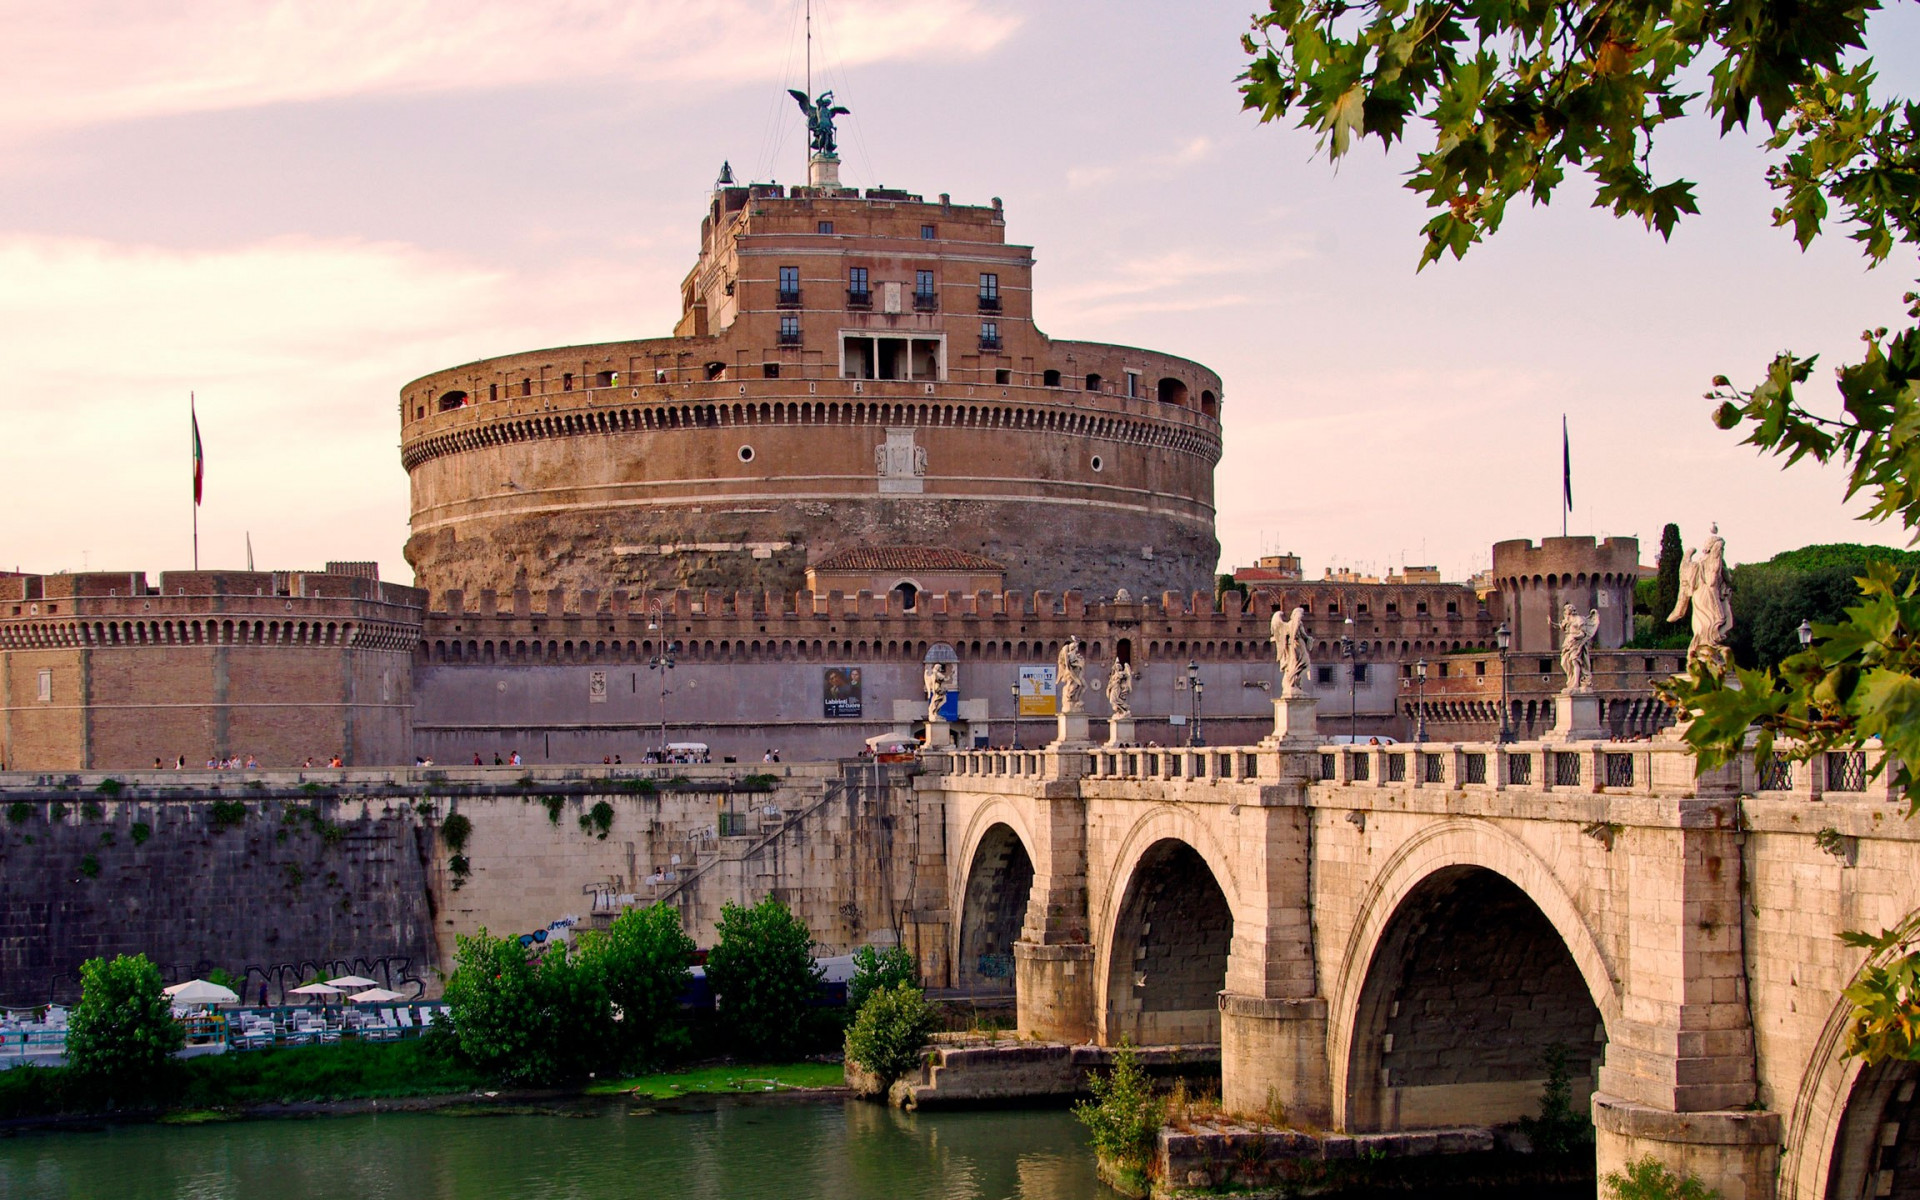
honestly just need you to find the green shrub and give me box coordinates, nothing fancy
[740,774,779,789]
[79,855,101,878]
[1604,1156,1721,1200]
[844,980,937,1087]
[1517,1043,1592,1154]
[441,931,611,1086]
[579,800,615,839]
[617,778,657,795]
[83,800,108,819]
[208,800,247,831]
[130,821,152,845]
[440,811,473,853]
[582,903,695,1069]
[94,780,122,798]
[447,854,471,887]
[49,802,68,823]
[705,896,824,1059]
[1073,1042,1163,1182]
[847,944,916,1012]
[544,795,565,824]
[64,953,183,1106]
[6,802,29,824]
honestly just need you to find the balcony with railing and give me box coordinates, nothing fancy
[977,294,1002,313]
[776,329,803,347]
[913,292,938,313]
[846,288,872,310]
[978,335,1003,352]
[776,289,803,308]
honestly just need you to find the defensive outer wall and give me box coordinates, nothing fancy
[4,735,1918,1197]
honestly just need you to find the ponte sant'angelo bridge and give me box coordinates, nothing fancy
[918,735,1920,1200]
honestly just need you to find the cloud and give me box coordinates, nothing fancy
[0,0,1020,140]
[0,232,647,581]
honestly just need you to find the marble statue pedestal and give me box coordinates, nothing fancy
[1263,694,1320,746]
[809,153,842,188]
[1545,690,1605,742]
[1053,711,1092,748]
[925,719,957,750]
[1107,716,1136,747]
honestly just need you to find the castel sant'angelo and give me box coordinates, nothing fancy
[0,104,1662,769]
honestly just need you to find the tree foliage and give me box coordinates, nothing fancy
[64,953,183,1105]
[847,944,917,1012]
[705,896,824,1059]
[843,980,937,1087]
[1657,524,1685,635]
[1603,1155,1722,1200]
[441,930,610,1085]
[583,903,695,1069]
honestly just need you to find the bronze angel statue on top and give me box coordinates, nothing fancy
[789,89,850,156]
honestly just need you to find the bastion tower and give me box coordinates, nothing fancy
[400,171,1223,599]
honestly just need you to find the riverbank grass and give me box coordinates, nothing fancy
[586,1061,844,1098]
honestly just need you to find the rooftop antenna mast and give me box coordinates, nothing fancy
[806,0,812,98]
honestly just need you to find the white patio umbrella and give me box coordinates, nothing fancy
[286,983,343,1004]
[162,979,239,1005]
[349,988,405,1003]
[326,975,379,989]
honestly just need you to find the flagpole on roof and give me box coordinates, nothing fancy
[191,394,201,571]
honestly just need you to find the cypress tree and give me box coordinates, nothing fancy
[1655,524,1683,634]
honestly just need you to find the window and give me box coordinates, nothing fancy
[1357,603,1369,614]
[921,224,936,239]
[1353,663,1370,682]
[705,360,727,380]
[1539,657,1554,674]
[1446,601,1458,613]
[1085,373,1102,391]
[777,266,800,306]
[594,370,615,387]
[1475,660,1487,676]
[1043,369,1061,387]
[847,267,870,306]
[1125,370,1141,398]
[437,390,467,411]
[489,383,498,402]
[1438,662,1450,678]
[1316,665,1334,685]
[521,378,532,396]
[778,316,802,346]
[817,220,834,234]
[1327,601,1339,613]
[562,373,574,391]
[841,333,945,380]
[762,362,780,378]
[978,273,1001,312]
[914,269,937,311]
[1415,601,1428,614]
[995,368,1011,385]
[1643,657,1656,671]
[36,669,51,703]
[415,406,424,419]
[980,320,1001,351]
[1385,602,1397,613]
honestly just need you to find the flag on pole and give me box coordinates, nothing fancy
[191,398,204,506]
[1561,414,1573,514]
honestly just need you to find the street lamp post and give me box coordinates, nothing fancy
[1495,622,1512,743]
[1340,616,1358,744]
[647,604,677,759]
[1009,681,1021,749]
[1797,618,1814,649]
[1184,660,1201,747]
[1414,658,1428,744]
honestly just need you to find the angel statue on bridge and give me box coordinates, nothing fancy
[1667,524,1734,672]
[923,659,953,725]
[1270,605,1312,697]
[788,89,850,156]
[1105,656,1135,720]
[1554,603,1600,694]
[1057,636,1088,714]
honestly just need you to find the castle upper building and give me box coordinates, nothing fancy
[399,177,1223,602]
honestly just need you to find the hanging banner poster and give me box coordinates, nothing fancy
[1016,664,1057,717]
[823,667,863,718]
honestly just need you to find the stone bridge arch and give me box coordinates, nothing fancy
[949,797,1042,992]
[1094,806,1249,1047]
[1330,819,1620,1132]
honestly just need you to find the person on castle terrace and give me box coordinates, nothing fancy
[493,752,503,765]
[329,754,343,768]
[245,754,258,769]
[510,750,522,766]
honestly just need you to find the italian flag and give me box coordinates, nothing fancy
[191,398,204,506]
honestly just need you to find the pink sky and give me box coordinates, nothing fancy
[3,1,1917,586]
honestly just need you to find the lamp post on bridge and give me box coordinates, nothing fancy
[1495,622,1512,744]
[646,602,677,758]
[1340,616,1358,744]
[1185,659,1205,747]
[1414,658,1428,743]
[1009,681,1021,749]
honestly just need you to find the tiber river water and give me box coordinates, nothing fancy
[0,1096,1599,1200]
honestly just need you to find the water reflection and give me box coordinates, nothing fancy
[0,1099,1117,1200]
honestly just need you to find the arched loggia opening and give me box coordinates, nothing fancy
[1347,867,1605,1131]
[955,823,1034,993]
[1105,839,1232,1045]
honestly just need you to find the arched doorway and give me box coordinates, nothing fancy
[892,581,919,612]
[1104,839,1232,1045]
[956,823,1034,993]
[1347,867,1605,1131]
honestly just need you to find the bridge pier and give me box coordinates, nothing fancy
[1593,1096,1781,1200]
[1220,994,1330,1125]
[1016,942,1096,1042]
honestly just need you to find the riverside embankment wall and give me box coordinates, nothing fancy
[0,763,935,1006]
